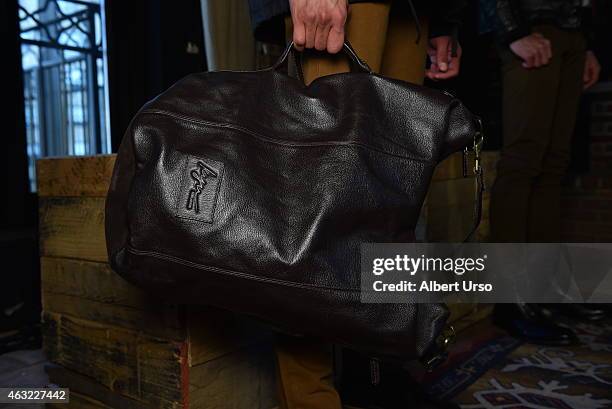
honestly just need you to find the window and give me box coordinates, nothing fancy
[19,0,110,191]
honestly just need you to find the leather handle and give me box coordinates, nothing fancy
[274,41,373,82]
[338,41,373,73]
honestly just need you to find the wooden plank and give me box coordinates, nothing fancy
[44,290,277,374]
[41,258,276,366]
[47,391,114,409]
[41,257,183,340]
[43,312,187,409]
[39,197,107,262]
[41,257,272,361]
[42,291,183,341]
[37,155,116,197]
[47,365,151,409]
[188,345,277,409]
[41,257,152,309]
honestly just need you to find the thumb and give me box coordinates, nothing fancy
[436,39,449,72]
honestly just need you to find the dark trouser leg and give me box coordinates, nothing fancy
[491,25,563,242]
[527,31,586,242]
[491,27,586,346]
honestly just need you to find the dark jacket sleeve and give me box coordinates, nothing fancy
[426,0,466,58]
[580,5,595,50]
[495,0,530,45]
[428,0,466,39]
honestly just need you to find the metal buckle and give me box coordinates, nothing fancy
[422,324,456,371]
[440,324,456,348]
[463,118,484,178]
[473,118,484,176]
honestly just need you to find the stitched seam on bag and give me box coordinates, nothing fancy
[125,245,361,292]
[139,109,430,163]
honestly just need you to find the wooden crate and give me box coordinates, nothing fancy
[37,155,277,409]
[427,151,499,242]
[37,152,500,407]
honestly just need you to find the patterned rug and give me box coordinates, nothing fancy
[423,319,612,408]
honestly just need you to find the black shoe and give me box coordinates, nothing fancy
[545,304,607,322]
[493,303,579,346]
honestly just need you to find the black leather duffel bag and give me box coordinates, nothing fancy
[105,42,482,363]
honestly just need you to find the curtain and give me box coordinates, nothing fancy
[201,0,256,70]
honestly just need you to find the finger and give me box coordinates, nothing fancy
[522,52,535,69]
[327,8,346,54]
[426,51,438,78]
[292,19,306,50]
[427,46,437,63]
[538,42,551,65]
[300,7,317,49]
[532,49,542,67]
[426,71,439,81]
[327,26,344,53]
[535,46,546,66]
[436,39,450,72]
[426,49,437,77]
[426,59,439,76]
[425,66,438,80]
[314,23,331,51]
[304,21,316,48]
[434,56,461,79]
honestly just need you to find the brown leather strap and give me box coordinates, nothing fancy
[464,163,485,243]
[275,40,373,85]
[463,119,485,243]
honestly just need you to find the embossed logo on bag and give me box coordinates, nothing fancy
[177,156,224,223]
[186,161,218,214]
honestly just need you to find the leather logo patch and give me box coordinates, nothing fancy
[176,156,223,223]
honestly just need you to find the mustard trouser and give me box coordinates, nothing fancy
[277,3,429,409]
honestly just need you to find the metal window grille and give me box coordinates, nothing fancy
[19,0,109,191]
